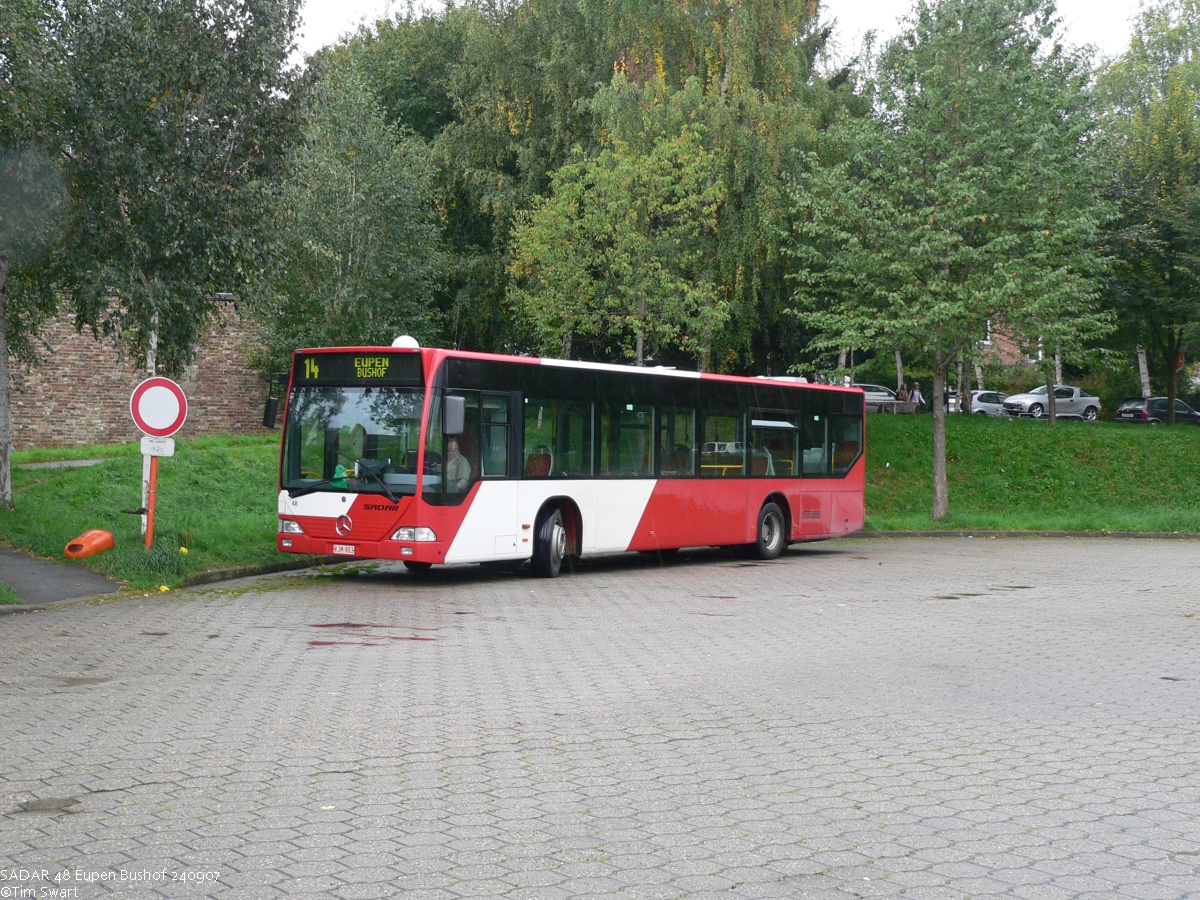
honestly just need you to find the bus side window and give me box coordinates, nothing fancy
[700,409,743,477]
[802,403,830,474]
[658,406,695,476]
[524,398,592,477]
[481,394,509,477]
[831,407,863,474]
[556,401,593,476]
[601,402,652,476]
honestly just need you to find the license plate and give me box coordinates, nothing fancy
[332,544,356,556]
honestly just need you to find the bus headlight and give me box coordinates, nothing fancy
[392,526,437,542]
[278,519,304,534]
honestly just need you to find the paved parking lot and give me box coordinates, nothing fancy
[1,537,1198,899]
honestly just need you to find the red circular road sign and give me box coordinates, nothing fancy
[130,377,188,437]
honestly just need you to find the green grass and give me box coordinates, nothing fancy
[866,413,1200,532]
[1,418,1197,603]
[0,433,302,599]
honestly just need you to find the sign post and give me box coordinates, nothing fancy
[130,377,188,549]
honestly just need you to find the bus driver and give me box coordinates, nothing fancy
[444,437,472,491]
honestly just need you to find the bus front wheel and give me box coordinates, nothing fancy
[532,508,567,578]
[753,502,786,561]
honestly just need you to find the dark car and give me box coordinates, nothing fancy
[1114,396,1200,425]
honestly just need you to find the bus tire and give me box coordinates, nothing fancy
[753,502,786,561]
[532,508,567,578]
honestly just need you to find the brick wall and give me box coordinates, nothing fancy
[10,305,271,449]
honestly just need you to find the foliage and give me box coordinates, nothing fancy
[784,0,1111,518]
[509,79,725,366]
[337,0,849,367]
[252,55,445,370]
[0,0,71,510]
[1096,0,1200,420]
[55,0,302,377]
[592,0,851,374]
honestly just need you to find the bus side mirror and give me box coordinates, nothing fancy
[443,395,465,436]
[263,396,279,429]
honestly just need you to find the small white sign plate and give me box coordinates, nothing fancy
[140,436,176,458]
[332,544,356,556]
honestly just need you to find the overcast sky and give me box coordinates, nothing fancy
[295,0,1138,61]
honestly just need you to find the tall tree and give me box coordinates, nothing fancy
[338,0,846,365]
[1097,0,1200,420]
[253,56,445,370]
[784,0,1110,519]
[0,0,69,509]
[56,0,302,377]
[509,79,725,367]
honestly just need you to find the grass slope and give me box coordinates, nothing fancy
[0,434,295,599]
[867,413,1200,532]
[1,419,1196,602]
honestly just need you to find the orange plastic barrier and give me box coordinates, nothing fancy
[64,529,115,559]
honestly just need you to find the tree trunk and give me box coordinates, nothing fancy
[0,255,13,511]
[1054,351,1063,386]
[895,349,904,391]
[1136,345,1151,398]
[974,361,984,391]
[955,352,965,414]
[1167,328,1183,425]
[146,311,159,376]
[1045,372,1057,425]
[931,355,949,521]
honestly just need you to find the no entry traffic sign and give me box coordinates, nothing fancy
[130,377,188,437]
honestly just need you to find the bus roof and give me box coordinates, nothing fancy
[293,345,857,393]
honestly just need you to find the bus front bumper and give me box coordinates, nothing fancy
[276,534,446,564]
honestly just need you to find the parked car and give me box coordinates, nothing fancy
[1114,396,1200,425]
[966,390,1008,416]
[852,383,898,405]
[1003,385,1101,420]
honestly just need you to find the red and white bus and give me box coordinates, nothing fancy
[275,338,865,576]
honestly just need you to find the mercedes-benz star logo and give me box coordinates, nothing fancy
[335,515,353,536]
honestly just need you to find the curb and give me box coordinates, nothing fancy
[178,556,331,588]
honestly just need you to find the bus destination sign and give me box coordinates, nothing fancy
[294,352,421,387]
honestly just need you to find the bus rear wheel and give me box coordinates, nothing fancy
[532,508,567,578]
[753,502,786,561]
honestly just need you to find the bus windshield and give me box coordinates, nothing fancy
[281,385,428,498]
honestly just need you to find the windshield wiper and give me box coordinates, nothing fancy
[287,479,335,499]
[355,460,399,504]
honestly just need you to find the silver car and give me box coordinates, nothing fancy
[1002,385,1101,420]
[852,383,897,405]
[967,390,1008,416]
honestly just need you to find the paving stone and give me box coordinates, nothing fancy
[0,538,1198,898]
